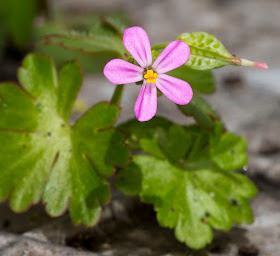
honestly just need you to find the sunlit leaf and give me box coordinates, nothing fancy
[0,54,130,225]
[132,155,256,249]
[117,122,257,249]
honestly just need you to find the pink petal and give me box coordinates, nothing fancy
[156,74,193,105]
[134,81,157,122]
[123,26,152,68]
[152,41,190,74]
[104,59,144,85]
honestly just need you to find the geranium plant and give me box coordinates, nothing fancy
[0,17,267,249]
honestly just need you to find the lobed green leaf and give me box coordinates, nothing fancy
[0,54,130,226]
[117,121,257,249]
[134,155,256,248]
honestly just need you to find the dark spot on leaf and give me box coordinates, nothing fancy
[205,212,210,217]
[238,245,259,256]
[50,152,59,169]
[22,144,26,148]
[229,198,238,206]
[47,132,51,137]
[35,103,42,112]
[201,218,208,224]
[170,207,175,212]
[61,123,65,127]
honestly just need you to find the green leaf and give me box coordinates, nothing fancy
[34,20,117,74]
[136,124,192,162]
[101,13,130,34]
[139,137,165,159]
[156,125,192,163]
[167,65,215,94]
[178,92,221,129]
[118,116,173,150]
[115,162,142,196]
[0,54,130,226]
[177,32,235,70]
[210,133,248,171]
[0,83,38,130]
[57,62,83,121]
[117,121,257,249]
[131,155,256,249]
[0,0,38,48]
[38,30,127,58]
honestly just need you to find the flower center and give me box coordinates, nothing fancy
[144,70,157,84]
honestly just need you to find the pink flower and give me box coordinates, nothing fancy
[104,26,193,122]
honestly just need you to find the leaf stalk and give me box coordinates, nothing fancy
[110,84,125,105]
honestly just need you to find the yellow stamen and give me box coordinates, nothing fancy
[144,69,157,84]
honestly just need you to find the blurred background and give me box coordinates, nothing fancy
[0,0,280,255]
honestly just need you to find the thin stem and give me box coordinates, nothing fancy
[110,84,125,105]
